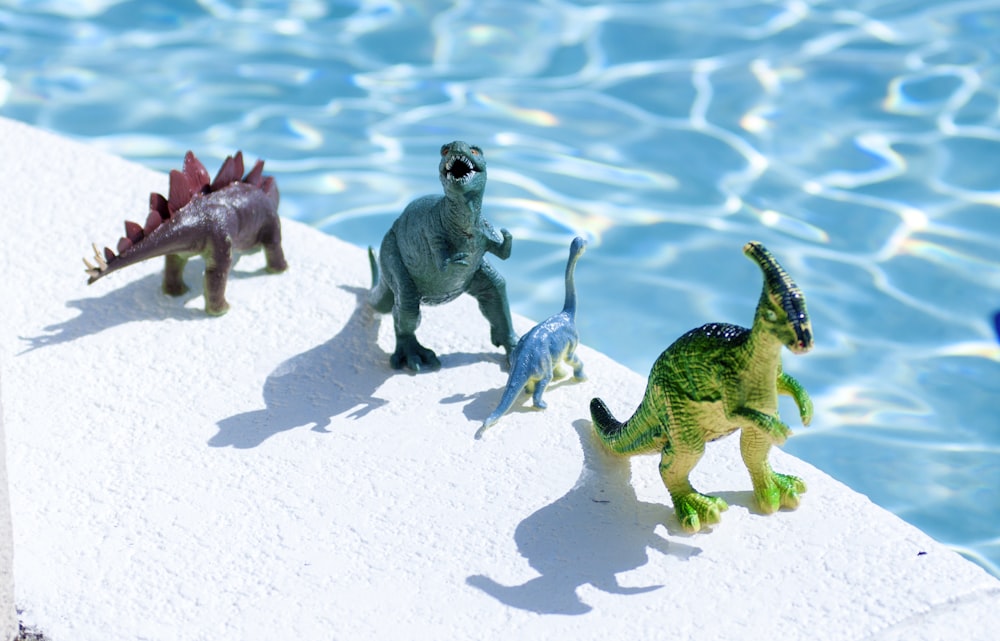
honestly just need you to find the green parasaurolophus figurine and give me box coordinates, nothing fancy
[475,236,588,439]
[589,241,814,533]
[368,141,517,371]
[83,150,287,315]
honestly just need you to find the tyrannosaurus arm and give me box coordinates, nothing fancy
[480,220,512,260]
[429,236,470,271]
[777,371,813,426]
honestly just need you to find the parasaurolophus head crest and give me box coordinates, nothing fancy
[743,240,813,354]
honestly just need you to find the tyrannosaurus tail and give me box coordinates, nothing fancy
[368,247,379,288]
[367,247,395,314]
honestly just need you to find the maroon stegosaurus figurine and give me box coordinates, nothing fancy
[84,151,287,315]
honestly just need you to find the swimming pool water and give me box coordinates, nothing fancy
[1,0,998,577]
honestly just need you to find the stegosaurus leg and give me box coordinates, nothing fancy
[162,254,190,297]
[659,439,728,533]
[261,223,288,274]
[203,236,234,316]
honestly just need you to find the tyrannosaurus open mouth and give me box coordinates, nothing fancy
[444,154,477,184]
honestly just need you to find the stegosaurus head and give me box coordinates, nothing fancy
[744,241,813,355]
[438,141,486,195]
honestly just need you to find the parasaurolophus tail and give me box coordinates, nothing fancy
[589,391,667,455]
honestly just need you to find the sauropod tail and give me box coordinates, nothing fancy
[475,364,533,439]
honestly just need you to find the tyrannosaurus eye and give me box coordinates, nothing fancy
[765,309,778,322]
[470,147,481,156]
[440,145,450,156]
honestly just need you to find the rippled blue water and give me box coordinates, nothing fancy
[1,0,998,577]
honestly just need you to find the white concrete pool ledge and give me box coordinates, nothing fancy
[0,116,998,641]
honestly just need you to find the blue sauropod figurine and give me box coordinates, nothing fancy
[476,237,587,439]
[368,141,517,372]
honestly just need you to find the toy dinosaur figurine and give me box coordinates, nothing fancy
[589,241,814,533]
[475,236,588,439]
[84,150,287,315]
[369,141,517,371]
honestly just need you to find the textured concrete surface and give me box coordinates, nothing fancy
[0,116,998,640]
[0,371,16,641]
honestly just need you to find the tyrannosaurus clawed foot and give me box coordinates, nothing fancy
[390,335,441,372]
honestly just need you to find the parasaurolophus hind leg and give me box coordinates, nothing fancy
[739,423,806,514]
[730,406,806,513]
[659,428,729,533]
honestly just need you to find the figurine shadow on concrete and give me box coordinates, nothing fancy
[19,261,274,354]
[466,419,701,615]
[209,286,392,449]
[19,272,203,353]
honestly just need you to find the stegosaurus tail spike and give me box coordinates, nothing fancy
[83,243,113,283]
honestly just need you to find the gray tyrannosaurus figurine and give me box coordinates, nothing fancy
[368,141,517,371]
